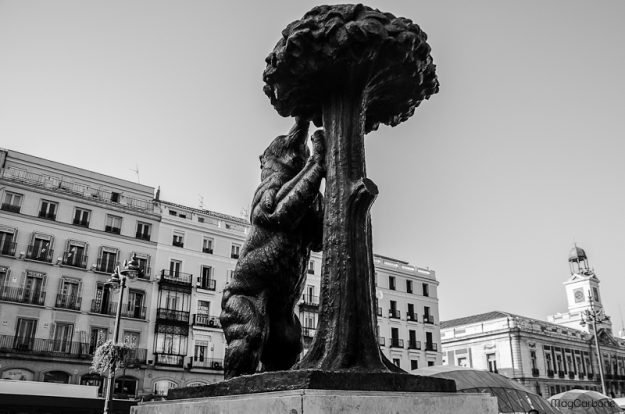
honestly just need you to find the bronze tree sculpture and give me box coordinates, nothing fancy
[220,118,326,379]
[263,4,439,373]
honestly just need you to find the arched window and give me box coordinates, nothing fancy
[80,373,104,396]
[114,375,138,398]
[153,380,177,396]
[1,368,34,381]
[43,371,70,383]
[185,381,206,388]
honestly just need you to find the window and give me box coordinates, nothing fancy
[27,234,53,262]
[43,371,70,384]
[169,260,182,277]
[487,353,497,373]
[457,357,468,367]
[136,222,151,241]
[424,306,432,323]
[308,260,315,274]
[169,210,178,216]
[127,290,145,319]
[389,276,396,290]
[425,332,434,351]
[530,350,537,370]
[1,192,23,213]
[154,380,177,396]
[14,318,37,350]
[194,343,207,362]
[198,300,210,314]
[427,361,435,367]
[410,360,419,370]
[63,241,86,268]
[89,327,108,353]
[422,283,429,297]
[393,358,401,367]
[105,215,122,234]
[51,322,74,352]
[407,303,416,321]
[110,192,121,203]
[198,217,205,223]
[198,266,215,290]
[593,287,600,303]
[231,244,241,259]
[202,237,213,254]
[23,271,45,304]
[123,331,140,347]
[38,200,58,220]
[114,376,137,398]
[97,248,118,273]
[93,283,113,314]
[0,230,16,256]
[134,255,150,279]
[406,280,413,294]
[57,278,81,309]
[408,330,417,349]
[72,208,90,227]
[172,232,184,248]
[389,300,399,319]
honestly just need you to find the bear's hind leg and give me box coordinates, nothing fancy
[261,312,303,371]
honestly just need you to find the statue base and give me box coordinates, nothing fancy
[132,389,497,414]
[131,371,498,414]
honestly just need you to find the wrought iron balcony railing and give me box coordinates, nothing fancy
[159,269,193,285]
[0,287,46,305]
[202,247,213,254]
[406,312,418,322]
[25,245,54,263]
[154,353,185,367]
[95,259,119,274]
[193,314,221,328]
[72,218,90,227]
[389,338,404,348]
[300,294,319,307]
[55,294,82,311]
[135,232,151,241]
[157,308,190,323]
[425,342,438,352]
[0,203,21,213]
[407,340,421,350]
[197,278,216,291]
[62,251,88,268]
[90,300,116,316]
[302,327,316,338]
[388,309,401,319]
[188,357,224,370]
[423,315,435,324]
[136,266,151,281]
[89,300,146,319]
[0,335,91,359]
[0,240,16,257]
[38,211,56,221]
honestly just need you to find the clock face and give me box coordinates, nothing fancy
[574,289,584,303]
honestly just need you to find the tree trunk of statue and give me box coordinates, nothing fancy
[297,75,389,372]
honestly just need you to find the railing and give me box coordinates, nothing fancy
[301,294,319,306]
[197,278,216,291]
[558,370,565,378]
[124,348,148,365]
[202,247,213,254]
[172,240,184,248]
[104,226,121,235]
[154,353,185,367]
[388,309,401,319]
[135,232,151,241]
[407,312,418,322]
[0,287,46,305]
[157,308,190,323]
[89,301,146,319]
[0,335,91,359]
[95,259,119,274]
[122,305,147,319]
[0,167,154,213]
[578,372,585,379]
[38,211,56,221]
[90,300,115,316]
[231,253,239,259]
[72,218,89,227]
[423,315,435,324]
[0,203,21,213]
[160,269,193,285]
[137,266,151,281]
[55,294,82,310]
[378,336,385,346]
[547,370,554,378]
[425,342,438,352]
[0,241,16,257]
[302,327,316,338]
[569,372,575,379]
[407,340,421,350]
[389,338,404,348]
[62,251,88,268]
[193,314,221,328]
[532,368,540,377]
[188,357,224,370]
[25,245,54,263]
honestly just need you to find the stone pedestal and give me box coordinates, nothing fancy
[132,389,498,414]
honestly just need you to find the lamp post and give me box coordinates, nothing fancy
[102,254,140,414]
[580,291,609,395]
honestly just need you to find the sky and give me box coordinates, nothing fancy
[1,0,625,325]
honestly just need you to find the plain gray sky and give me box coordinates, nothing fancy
[2,0,625,325]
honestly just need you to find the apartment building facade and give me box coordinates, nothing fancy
[0,148,442,399]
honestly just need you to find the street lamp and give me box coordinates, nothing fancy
[580,291,609,396]
[102,253,140,414]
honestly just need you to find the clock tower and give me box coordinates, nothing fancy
[548,245,612,333]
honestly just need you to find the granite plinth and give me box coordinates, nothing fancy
[166,370,455,400]
[132,389,498,414]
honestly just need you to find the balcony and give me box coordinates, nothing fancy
[135,232,150,241]
[104,226,121,235]
[172,240,184,248]
[425,342,438,352]
[188,357,224,371]
[0,335,91,359]
[90,300,115,316]
[558,370,565,378]
[61,251,88,269]
[72,218,89,228]
[159,269,193,287]
[531,368,540,377]
[90,301,146,319]
[302,327,316,339]
[197,278,216,291]
[378,336,385,346]
[154,353,185,367]
[569,372,575,379]
[423,315,435,324]
[124,348,148,365]
[547,370,554,378]
[388,309,401,319]
[193,314,221,328]
[587,373,594,380]
[389,338,404,349]
[95,259,118,274]
[25,245,54,263]
[0,203,21,213]
[202,247,213,254]
[300,294,319,310]
[0,240,16,257]
[38,211,56,221]
[231,252,239,259]
[55,294,82,311]
[407,340,421,350]
[157,308,190,324]
[0,287,46,306]
[578,372,585,379]
[406,312,418,322]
